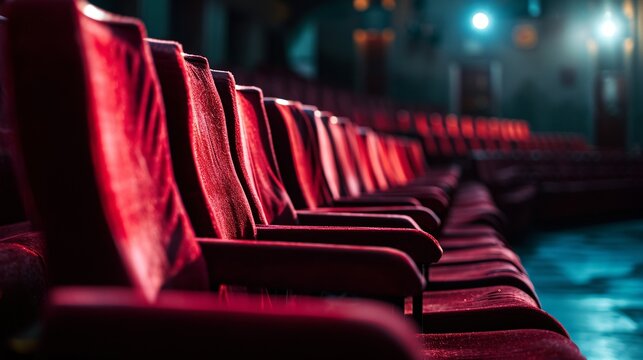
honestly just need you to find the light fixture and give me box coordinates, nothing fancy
[353,0,370,12]
[598,12,619,39]
[472,12,490,31]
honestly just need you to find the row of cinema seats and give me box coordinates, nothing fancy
[0,1,585,359]
[475,150,643,222]
[238,71,591,159]
[409,114,590,158]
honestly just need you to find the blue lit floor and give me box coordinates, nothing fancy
[517,220,643,360]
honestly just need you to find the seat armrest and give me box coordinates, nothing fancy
[368,188,450,216]
[333,196,421,207]
[255,225,442,266]
[44,287,423,359]
[295,210,420,230]
[197,238,425,297]
[313,206,441,235]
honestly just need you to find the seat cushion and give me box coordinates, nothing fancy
[437,246,524,271]
[429,261,538,303]
[0,230,46,334]
[439,235,506,250]
[403,286,567,336]
[419,330,583,360]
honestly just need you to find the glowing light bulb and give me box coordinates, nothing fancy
[472,12,490,30]
[599,19,617,38]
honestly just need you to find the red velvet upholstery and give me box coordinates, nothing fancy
[255,225,442,266]
[234,89,432,233]
[212,71,267,225]
[344,122,379,193]
[199,238,425,296]
[5,3,584,359]
[235,85,298,225]
[149,40,255,240]
[308,109,350,199]
[312,205,441,234]
[45,287,425,360]
[429,261,538,303]
[148,38,545,329]
[8,0,426,302]
[7,2,208,299]
[258,103,537,303]
[420,330,583,359]
[405,286,567,335]
[183,54,257,240]
[264,98,334,210]
[439,235,506,250]
[437,245,525,270]
[323,115,363,198]
[317,114,449,211]
[364,127,393,190]
[0,229,46,334]
[148,38,440,276]
[158,43,529,322]
[295,210,421,230]
[263,99,446,234]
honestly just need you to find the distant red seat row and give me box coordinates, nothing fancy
[240,71,590,158]
[0,1,583,359]
[409,113,589,158]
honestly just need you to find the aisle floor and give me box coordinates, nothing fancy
[517,220,643,360]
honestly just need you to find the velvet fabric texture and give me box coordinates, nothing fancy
[149,40,255,241]
[7,1,207,300]
[144,38,555,330]
[5,2,585,358]
[405,286,567,335]
[0,228,46,334]
[182,55,256,240]
[235,85,298,225]
[264,98,335,210]
[211,71,267,225]
[147,38,443,276]
[263,99,445,235]
[420,329,583,359]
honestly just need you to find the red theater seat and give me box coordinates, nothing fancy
[148,40,569,333]
[4,1,584,358]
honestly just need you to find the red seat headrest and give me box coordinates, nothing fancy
[7,1,207,301]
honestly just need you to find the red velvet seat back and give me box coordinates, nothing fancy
[7,1,207,301]
[148,41,255,240]
[364,128,391,191]
[445,114,468,155]
[323,117,362,198]
[384,136,411,185]
[430,113,454,157]
[148,40,215,238]
[406,140,427,178]
[211,71,267,225]
[183,57,256,240]
[390,138,416,183]
[342,122,378,194]
[264,99,332,210]
[288,104,334,207]
[375,135,405,187]
[235,86,297,225]
[413,113,438,156]
[460,116,481,151]
[308,109,343,200]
